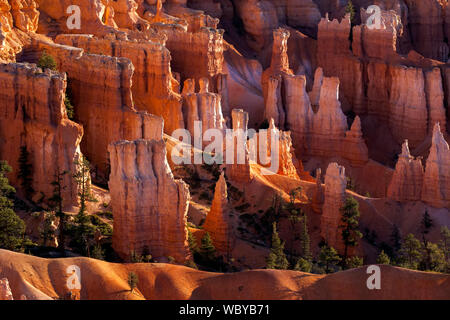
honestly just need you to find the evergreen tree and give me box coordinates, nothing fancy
[40,211,56,247]
[187,228,198,254]
[200,232,216,263]
[439,226,450,273]
[91,244,105,260]
[345,256,363,269]
[0,161,29,251]
[339,197,362,267]
[49,170,68,253]
[345,0,356,23]
[423,242,446,272]
[266,222,289,270]
[73,156,95,216]
[318,244,341,273]
[419,210,434,270]
[299,214,312,261]
[376,250,391,265]
[37,51,57,71]
[18,146,34,200]
[294,257,312,273]
[399,233,422,270]
[127,272,139,293]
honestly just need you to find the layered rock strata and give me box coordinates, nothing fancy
[109,138,190,262]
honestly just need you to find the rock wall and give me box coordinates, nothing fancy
[30,39,163,182]
[422,123,450,208]
[0,278,13,300]
[203,172,232,254]
[0,62,82,208]
[55,33,184,135]
[320,162,346,252]
[109,138,190,262]
[387,140,424,201]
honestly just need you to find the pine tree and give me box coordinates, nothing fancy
[187,228,198,254]
[318,244,341,273]
[399,233,422,270]
[266,222,289,270]
[345,0,356,23]
[294,257,312,273]
[423,242,446,272]
[439,226,450,273]
[40,211,56,247]
[339,197,362,267]
[0,161,28,251]
[49,169,68,253]
[419,210,434,270]
[376,250,391,265]
[37,51,57,71]
[127,272,139,293]
[299,214,311,261]
[200,232,216,262]
[346,256,363,269]
[18,146,34,200]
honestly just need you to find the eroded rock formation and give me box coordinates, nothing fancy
[0,278,13,300]
[203,172,232,254]
[0,63,82,207]
[321,162,346,252]
[108,138,190,262]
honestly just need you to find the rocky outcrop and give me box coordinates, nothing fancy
[312,168,324,213]
[55,33,184,135]
[317,14,364,113]
[109,138,190,262]
[35,0,116,36]
[109,0,150,31]
[181,77,225,138]
[425,68,446,134]
[203,172,233,254]
[29,39,163,182]
[403,0,448,62]
[321,162,346,252]
[389,65,428,148]
[10,0,39,32]
[422,123,450,208]
[343,116,369,167]
[226,109,251,183]
[0,278,13,300]
[0,63,82,208]
[387,140,424,201]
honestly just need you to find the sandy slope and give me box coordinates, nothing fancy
[0,249,448,300]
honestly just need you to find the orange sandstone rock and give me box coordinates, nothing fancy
[109,138,190,262]
[321,162,346,252]
[203,172,233,254]
[387,140,424,201]
[0,278,13,300]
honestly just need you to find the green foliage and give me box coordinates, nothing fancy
[345,0,356,23]
[127,272,139,292]
[294,257,312,273]
[200,232,216,262]
[299,214,311,261]
[399,233,422,270]
[91,244,105,260]
[40,212,56,247]
[318,244,341,273]
[421,242,446,272]
[0,161,30,252]
[73,156,95,216]
[37,51,57,71]
[184,259,198,270]
[339,197,362,266]
[345,256,363,269]
[64,96,74,120]
[377,250,391,265]
[49,170,68,253]
[390,224,402,257]
[439,226,450,273]
[266,222,289,270]
[419,210,435,270]
[18,146,34,199]
[187,228,198,254]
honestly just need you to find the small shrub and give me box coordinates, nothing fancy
[37,51,57,71]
